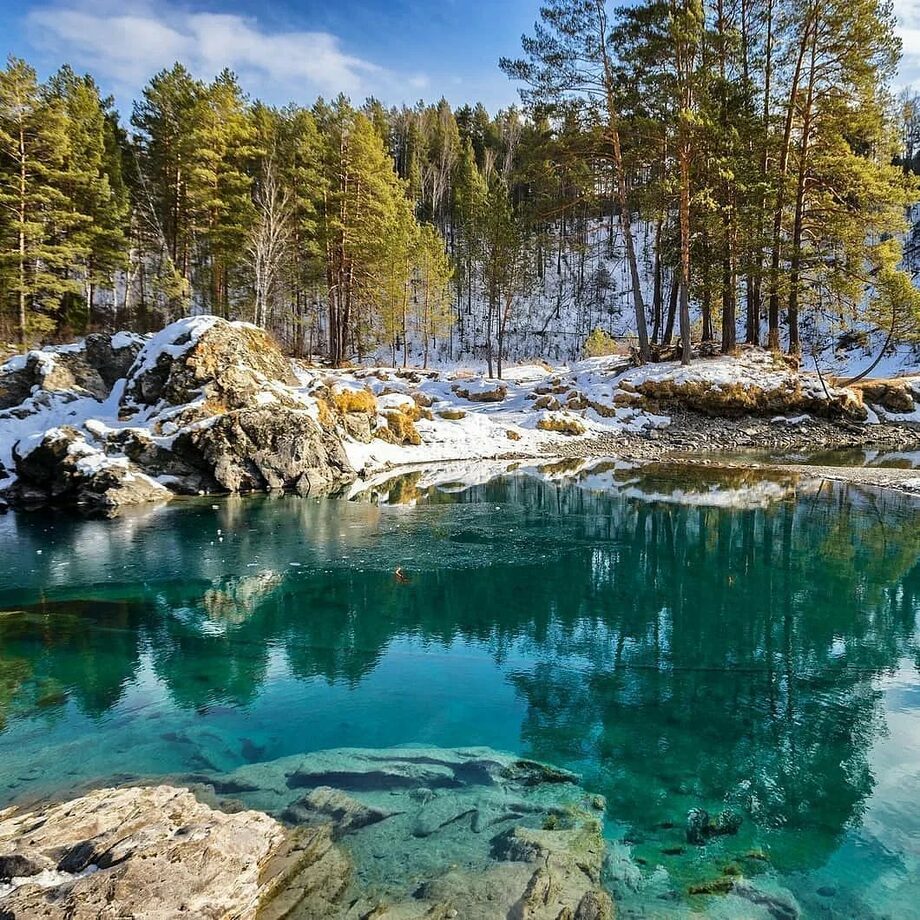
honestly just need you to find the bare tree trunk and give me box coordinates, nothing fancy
[598,0,650,360]
[767,5,812,350]
[652,215,663,343]
[679,148,692,366]
[787,10,818,358]
[663,274,679,346]
[17,122,27,345]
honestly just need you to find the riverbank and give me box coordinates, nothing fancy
[544,410,920,496]
[1,317,918,510]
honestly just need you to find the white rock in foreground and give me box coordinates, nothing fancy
[0,785,283,918]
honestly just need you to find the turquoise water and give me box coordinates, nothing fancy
[1,462,920,917]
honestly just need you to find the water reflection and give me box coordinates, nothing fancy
[0,461,919,911]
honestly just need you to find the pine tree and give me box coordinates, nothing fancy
[451,138,487,334]
[187,69,258,317]
[414,222,453,367]
[0,57,79,342]
[131,64,203,313]
[477,175,532,378]
[318,100,418,363]
[48,66,129,329]
[502,0,652,360]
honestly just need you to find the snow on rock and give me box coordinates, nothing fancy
[124,314,222,383]
[2,315,916,510]
[376,392,417,413]
[0,318,354,511]
[605,350,867,420]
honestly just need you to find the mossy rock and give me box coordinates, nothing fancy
[382,410,422,446]
[537,415,586,436]
[455,384,507,403]
[332,388,377,416]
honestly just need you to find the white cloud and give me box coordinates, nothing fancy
[24,0,423,103]
[894,0,920,91]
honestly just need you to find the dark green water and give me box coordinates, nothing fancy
[1,461,920,917]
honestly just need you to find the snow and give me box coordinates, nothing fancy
[1,355,27,374]
[110,331,144,350]
[125,315,222,381]
[0,315,915,500]
[0,344,81,381]
[320,357,674,474]
[771,415,810,426]
[872,399,920,424]
[611,351,790,392]
[376,392,417,412]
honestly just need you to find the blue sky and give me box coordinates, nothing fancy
[2,0,919,116]
[1,0,539,113]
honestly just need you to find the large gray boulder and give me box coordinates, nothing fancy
[172,407,354,494]
[11,427,172,512]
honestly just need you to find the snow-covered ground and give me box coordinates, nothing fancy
[316,358,670,473]
[1,318,917,500]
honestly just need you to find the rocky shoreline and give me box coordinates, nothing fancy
[1,317,918,512]
[0,748,616,920]
[547,410,920,494]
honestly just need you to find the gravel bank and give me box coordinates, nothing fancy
[544,411,920,495]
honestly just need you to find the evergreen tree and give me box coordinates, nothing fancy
[48,66,129,329]
[0,57,78,341]
[187,69,257,317]
[414,222,454,367]
[502,0,652,360]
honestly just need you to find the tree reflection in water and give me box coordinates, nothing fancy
[0,462,919,901]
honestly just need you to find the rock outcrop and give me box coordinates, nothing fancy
[172,407,353,494]
[0,785,284,919]
[1,318,355,512]
[0,334,143,411]
[0,748,617,919]
[851,377,919,415]
[123,319,299,416]
[625,370,868,421]
[12,427,172,511]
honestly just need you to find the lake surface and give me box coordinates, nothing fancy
[1,460,919,918]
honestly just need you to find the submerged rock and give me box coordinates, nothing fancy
[686,807,743,845]
[199,746,616,919]
[282,786,399,836]
[0,747,618,918]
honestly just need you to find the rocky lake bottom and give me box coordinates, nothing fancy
[1,461,920,917]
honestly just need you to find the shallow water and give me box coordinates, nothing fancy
[1,461,919,917]
[703,446,920,469]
